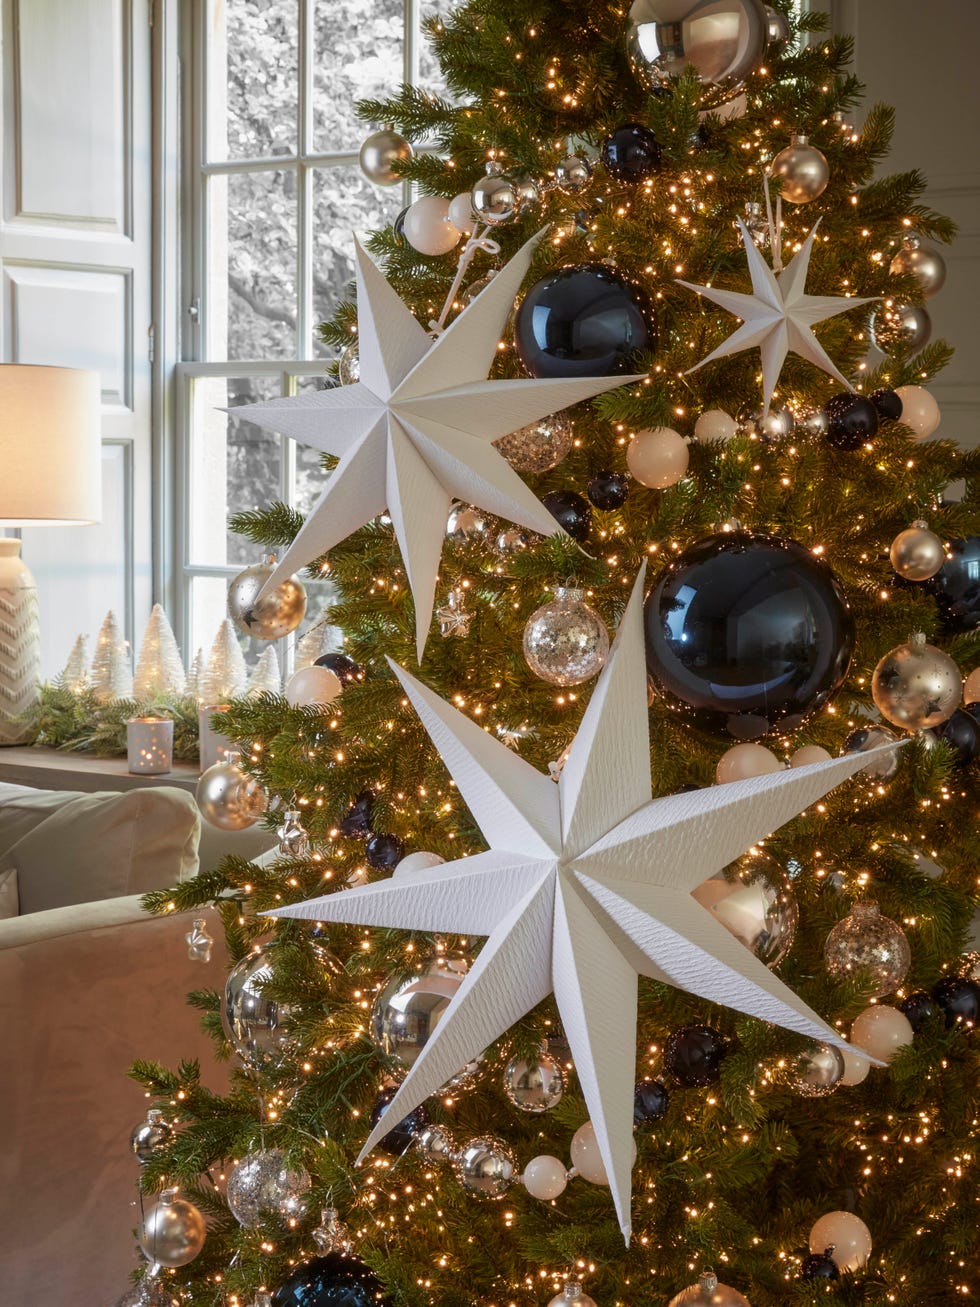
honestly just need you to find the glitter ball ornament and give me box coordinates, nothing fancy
[222,946,302,1066]
[895,384,941,438]
[889,234,947,297]
[871,299,932,353]
[196,757,266,831]
[791,1042,845,1097]
[454,1136,516,1197]
[358,125,413,186]
[523,1154,568,1200]
[932,975,980,1027]
[493,413,575,473]
[588,470,630,509]
[823,393,878,450]
[634,1078,669,1124]
[850,1004,914,1061]
[271,1252,388,1307]
[523,587,610,686]
[692,848,798,968]
[626,426,689,488]
[890,521,945,581]
[548,1285,597,1307]
[872,633,961,731]
[228,555,307,640]
[627,0,769,107]
[227,1149,311,1228]
[138,1189,206,1268]
[809,1211,872,1271]
[840,724,901,779]
[471,162,521,226]
[824,901,911,998]
[502,1051,564,1113]
[663,1025,728,1086]
[338,342,360,385]
[794,405,829,437]
[601,122,663,181]
[542,490,592,542]
[315,652,364,685]
[770,134,829,203]
[667,1270,751,1306]
[130,1108,173,1164]
[370,1084,428,1156]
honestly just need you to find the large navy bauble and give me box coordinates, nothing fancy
[514,263,654,379]
[600,122,663,181]
[370,1085,428,1156]
[662,1024,728,1087]
[272,1253,387,1307]
[931,536,980,631]
[644,531,855,737]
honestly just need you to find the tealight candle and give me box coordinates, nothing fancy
[126,716,174,775]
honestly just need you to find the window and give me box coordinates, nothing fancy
[177,0,448,666]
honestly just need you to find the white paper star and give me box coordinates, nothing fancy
[265,570,893,1240]
[680,218,876,414]
[233,231,643,656]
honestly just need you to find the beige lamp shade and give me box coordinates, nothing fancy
[0,364,102,524]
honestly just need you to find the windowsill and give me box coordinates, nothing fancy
[0,745,200,794]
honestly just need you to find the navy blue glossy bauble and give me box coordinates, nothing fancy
[823,392,879,450]
[272,1253,387,1307]
[869,387,903,421]
[370,1085,428,1156]
[899,990,937,1032]
[929,709,980,766]
[662,1025,727,1087]
[644,531,855,738]
[801,1249,840,1281]
[601,122,663,182]
[931,536,980,631]
[542,490,593,543]
[587,471,630,510]
[316,652,364,684]
[339,790,374,837]
[514,263,654,379]
[633,1078,669,1124]
[366,833,404,870]
[933,975,980,1027]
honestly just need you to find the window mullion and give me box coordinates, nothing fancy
[297,0,314,362]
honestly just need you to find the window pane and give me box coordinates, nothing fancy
[313,0,404,152]
[207,0,298,162]
[209,171,298,360]
[189,575,243,671]
[189,374,283,567]
[311,165,402,354]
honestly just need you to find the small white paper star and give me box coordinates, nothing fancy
[233,230,643,656]
[680,217,875,414]
[266,569,893,1240]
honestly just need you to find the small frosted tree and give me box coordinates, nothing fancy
[89,611,133,703]
[58,634,90,695]
[199,619,248,704]
[133,604,186,700]
[246,646,281,697]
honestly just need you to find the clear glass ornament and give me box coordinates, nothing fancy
[276,807,310,857]
[453,1136,516,1198]
[227,1148,311,1228]
[692,848,798,968]
[494,413,575,474]
[338,342,360,384]
[313,1206,353,1255]
[870,299,932,353]
[523,588,610,687]
[824,901,911,998]
[185,918,213,963]
[502,1051,565,1113]
[790,1042,845,1097]
[130,1108,173,1164]
[742,200,769,247]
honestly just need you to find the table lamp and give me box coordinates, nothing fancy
[0,364,102,745]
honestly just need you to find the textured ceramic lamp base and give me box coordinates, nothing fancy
[0,539,41,746]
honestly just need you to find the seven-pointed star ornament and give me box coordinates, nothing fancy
[266,568,895,1241]
[679,217,876,415]
[232,229,644,657]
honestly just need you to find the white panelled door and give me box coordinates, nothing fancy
[1,0,153,675]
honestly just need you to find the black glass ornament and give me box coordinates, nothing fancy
[644,531,855,738]
[542,490,592,543]
[801,1249,840,1281]
[587,471,630,510]
[514,263,654,379]
[633,1078,669,1124]
[823,392,879,450]
[366,833,404,870]
[869,387,903,421]
[930,536,980,631]
[316,652,364,684]
[900,989,938,1032]
[600,122,663,182]
[929,709,980,767]
[393,206,410,246]
[932,975,980,1027]
[339,790,374,838]
[370,1085,428,1156]
[662,1024,727,1087]
[272,1252,388,1307]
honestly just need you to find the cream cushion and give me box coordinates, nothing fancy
[0,866,17,918]
[0,782,200,914]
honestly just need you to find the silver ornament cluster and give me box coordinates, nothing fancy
[227,554,307,641]
[226,1147,311,1228]
[824,901,911,998]
[494,413,575,474]
[523,588,610,687]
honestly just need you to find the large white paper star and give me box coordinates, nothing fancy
[679,218,875,414]
[266,571,893,1240]
[232,231,643,656]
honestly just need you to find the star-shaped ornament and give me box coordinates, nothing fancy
[266,570,894,1241]
[680,217,876,414]
[234,230,644,656]
[435,587,472,638]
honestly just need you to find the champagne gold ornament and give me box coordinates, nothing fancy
[889,234,946,298]
[667,1270,751,1306]
[548,1286,597,1307]
[889,520,945,581]
[227,555,307,641]
[871,633,961,731]
[196,756,266,831]
[770,135,829,203]
[358,125,413,186]
[871,299,932,353]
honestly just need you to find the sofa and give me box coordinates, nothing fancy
[0,782,229,1305]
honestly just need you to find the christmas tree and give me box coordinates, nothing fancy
[134,603,187,700]
[130,6,980,1306]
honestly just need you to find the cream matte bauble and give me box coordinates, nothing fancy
[716,742,781,784]
[626,426,690,488]
[839,1042,871,1086]
[448,191,476,235]
[667,1271,751,1306]
[808,1210,872,1271]
[850,1004,914,1062]
[522,1153,568,1200]
[965,667,980,704]
[790,744,832,768]
[770,134,829,203]
[393,850,446,879]
[285,664,343,708]
[894,384,941,438]
[403,195,462,256]
[694,409,737,442]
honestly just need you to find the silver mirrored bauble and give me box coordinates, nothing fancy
[228,555,307,640]
[692,848,798,968]
[371,956,483,1087]
[770,135,829,204]
[137,1189,207,1268]
[454,1136,517,1198]
[841,724,901,779]
[131,1108,173,1164]
[870,300,932,353]
[417,1123,456,1160]
[471,163,520,226]
[447,502,492,541]
[667,1270,751,1306]
[511,174,541,207]
[555,154,593,194]
[496,526,531,556]
[628,0,769,107]
[114,1280,180,1307]
[889,235,947,298]
[226,1148,311,1228]
[793,405,829,437]
[222,946,301,1066]
[338,342,360,385]
[358,126,414,186]
[872,634,961,732]
[889,521,945,582]
[737,403,795,441]
[502,1052,565,1112]
[196,758,266,831]
[791,1042,845,1097]
[764,3,792,54]
[494,413,575,473]
[824,901,911,998]
[523,588,610,687]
